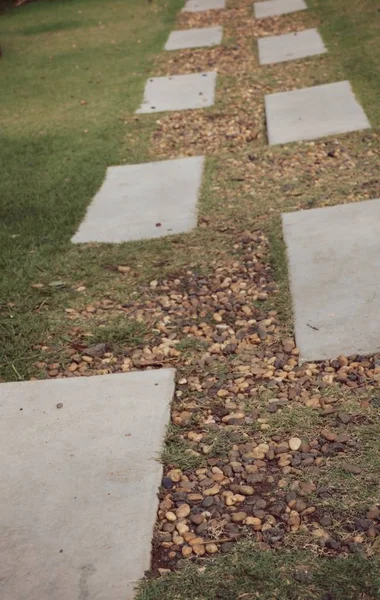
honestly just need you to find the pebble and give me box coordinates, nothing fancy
[181,545,192,558]
[176,504,191,519]
[202,497,214,508]
[189,536,204,547]
[305,398,320,409]
[245,517,262,530]
[321,429,336,442]
[190,513,204,525]
[192,544,205,556]
[203,484,220,496]
[367,507,380,520]
[231,512,247,522]
[162,476,174,489]
[289,437,302,451]
[341,461,362,475]
[167,469,182,483]
[239,485,255,496]
[165,511,177,522]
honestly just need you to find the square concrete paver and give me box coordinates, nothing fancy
[72,156,204,243]
[136,72,216,114]
[254,0,306,19]
[258,28,326,65]
[283,199,380,362]
[0,369,175,600]
[182,0,225,11]
[265,81,371,145]
[165,26,223,50]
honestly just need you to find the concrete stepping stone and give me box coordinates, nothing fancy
[182,0,225,12]
[258,28,326,65]
[0,369,175,600]
[165,26,223,51]
[72,156,205,244]
[136,72,217,114]
[265,81,370,145]
[254,0,307,19]
[282,199,380,362]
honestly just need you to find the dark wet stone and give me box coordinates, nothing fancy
[255,498,267,509]
[196,521,208,535]
[162,476,174,489]
[202,496,215,508]
[173,492,187,502]
[320,515,333,527]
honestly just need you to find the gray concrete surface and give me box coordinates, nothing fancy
[0,369,175,600]
[282,199,380,362]
[265,81,371,145]
[165,26,223,50]
[72,156,204,243]
[254,0,306,18]
[182,0,225,12]
[136,72,217,114]
[258,28,326,65]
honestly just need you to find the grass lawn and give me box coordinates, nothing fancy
[1,0,380,598]
[0,0,182,380]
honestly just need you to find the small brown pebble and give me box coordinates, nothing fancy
[367,507,380,520]
[206,543,218,554]
[192,543,205,556]
[231,512,247,522]
[181,545,192,558]
[172,535,184,545]
[176,504,191,519]
[305,398,320,409]
[341,462,362,475]
[203,484,220,496]
[190,513,204,525]
[245,517,262,530]
[165,511,177,522]
[321,429,336,442]
[189,537,204,547]
[239,485,255,496]
[167,469,182,483]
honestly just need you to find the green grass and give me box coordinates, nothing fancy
[0,0,182,380]
[309,0,380,127]
[89,316,147,347]
[161,425,205,471]
[137,541,380,600]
